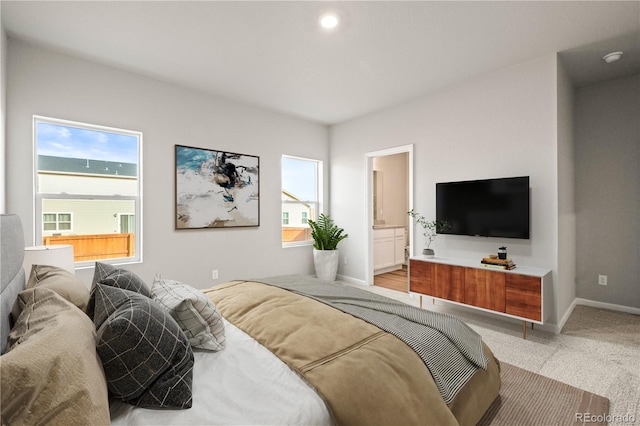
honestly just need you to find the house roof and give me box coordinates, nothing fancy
[38,155,137,177]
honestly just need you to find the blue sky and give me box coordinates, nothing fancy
[282,157,318,201]
[37,122,139,164]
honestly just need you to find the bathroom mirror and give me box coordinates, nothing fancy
[373,170,383,222]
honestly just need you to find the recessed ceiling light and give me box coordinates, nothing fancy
[319,13,339,30]
[602,51,623,64]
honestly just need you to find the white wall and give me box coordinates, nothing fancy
[6,39,329,288]
[331,54,563,325]
[556,56,577,324]
[575,74,640,309]
[1,19,6,213]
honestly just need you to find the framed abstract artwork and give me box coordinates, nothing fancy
[175,144,260,229]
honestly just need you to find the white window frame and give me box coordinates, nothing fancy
[33,116,143,268]
[281,155,323,248]
[282,212,289,225]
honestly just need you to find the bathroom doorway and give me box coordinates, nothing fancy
[365,145,413,289]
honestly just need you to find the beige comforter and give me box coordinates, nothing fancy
[205,280,500,426]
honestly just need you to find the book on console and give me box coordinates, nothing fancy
[481,257,513,265]
[481,262,516,270]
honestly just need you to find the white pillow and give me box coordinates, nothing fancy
[151,275,225,351]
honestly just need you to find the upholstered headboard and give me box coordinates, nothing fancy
[1,214,26,354]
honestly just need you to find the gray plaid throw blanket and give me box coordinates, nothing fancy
[258,274,488,404]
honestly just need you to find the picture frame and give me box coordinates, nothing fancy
[175,144,260,229]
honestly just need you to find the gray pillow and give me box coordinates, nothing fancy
[92,262,151,296]
[93,283,193,409]
[87,262,151,319]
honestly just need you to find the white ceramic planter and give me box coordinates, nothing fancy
[422,248,435,258]
[313,249,340,281]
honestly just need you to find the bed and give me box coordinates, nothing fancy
[1,213,501,425]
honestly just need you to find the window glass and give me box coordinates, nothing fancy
[281,156,322,246]
[34,116,142,267]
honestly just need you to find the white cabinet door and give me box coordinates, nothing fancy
[374,229,395,269]
[394,235,405,265]
[374,238,394,269]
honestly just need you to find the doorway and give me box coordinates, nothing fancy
[365,145,413,289]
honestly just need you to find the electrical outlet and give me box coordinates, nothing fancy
[212,270,219,280]
[598,275,607,286]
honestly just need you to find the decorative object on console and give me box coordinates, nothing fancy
[175,144,260,229]
[308,213,348,281]
[407,209,450,258]
[22,244,75,276]
[498,246,507,259]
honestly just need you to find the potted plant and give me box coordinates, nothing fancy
[307,213,348,281]
[407,209,450,258]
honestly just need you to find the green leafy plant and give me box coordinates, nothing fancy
[407,209,450,249]
[308,213,348,250]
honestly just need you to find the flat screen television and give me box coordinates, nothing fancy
[436,176,530,239]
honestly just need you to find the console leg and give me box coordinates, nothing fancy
[419,295,423,309]
[522,321,527,339]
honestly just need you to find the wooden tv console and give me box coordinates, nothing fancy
[409,256,551,339]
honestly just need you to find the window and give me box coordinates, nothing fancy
[34,116,142,267]
[281,155,322,246]
[118,214,135,233]
[43,212,73,232]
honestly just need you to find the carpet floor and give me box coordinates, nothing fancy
[478,362,609,426]
[351,283,640,426]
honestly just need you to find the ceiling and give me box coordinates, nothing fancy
[2,1,639,125]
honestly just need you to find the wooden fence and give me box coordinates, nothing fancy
[282,227,312,243]
[43,233,135,262]
[46,229,306,260]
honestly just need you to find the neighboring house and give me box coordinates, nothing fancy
[38,155,137,237]
[282,190,314,243]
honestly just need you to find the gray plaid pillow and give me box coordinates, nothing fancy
[87,262,151,319]
[93,283,193,409]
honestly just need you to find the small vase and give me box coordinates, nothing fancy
[422,248,435,258]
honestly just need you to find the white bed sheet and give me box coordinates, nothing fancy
[110,319,333,425]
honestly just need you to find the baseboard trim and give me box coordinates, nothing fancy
[574,298,640,316]
[373,265,402,275]
[337,274,368,286]
[556,299,579,333]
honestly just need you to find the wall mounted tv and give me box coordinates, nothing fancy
[436,176,530,239]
